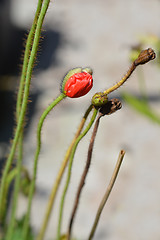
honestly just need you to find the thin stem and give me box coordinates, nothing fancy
[67,112,102,240]
[67,98,122,240]
[22,93,66,239]
[1,166,30,226]
[104,48,155,95]
[5,133,24,238]
[104,63,136,95]
[88,150,125,240]
[7,0,44,235]
[0,168,18,226]
[16,0,43,119]
[0,0,49,225]
[0,108,25,223]
[56,108,98,240]
[36,104,93,240]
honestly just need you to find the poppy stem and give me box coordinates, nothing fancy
[56,108,98,240]
[67,112,102,240]
[88,150,125,240]
[36,104,93,240]
[22,93,66,240]
[104,48,155,95]
[67,98,122,240]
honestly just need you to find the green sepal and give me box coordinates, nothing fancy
[61,68,82,93]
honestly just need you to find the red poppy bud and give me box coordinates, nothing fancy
[63,69,93,98]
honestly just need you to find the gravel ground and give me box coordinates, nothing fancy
[4,0,160,239]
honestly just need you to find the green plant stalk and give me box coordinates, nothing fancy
[88,150,125,240]
[56,108,98,240]
[22,93,66,240]
[4,166,30,198]
[67,98,122,239]
[36,104,93,240]
[6,0,44,236]
[16,0,43,119]
[67,112,102,240]
[0,107,27,223]
[0,168,18,225]
[16,0,43,173]
[0,0,51,227]
[1,165,30,226]
[2,135,23,226]
[16,0,43,161]
[6,133,24,239]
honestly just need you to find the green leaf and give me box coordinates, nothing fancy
[121,92,160,125]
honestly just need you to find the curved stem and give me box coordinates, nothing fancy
[104,48,155,96]
[67,112,102,240]
[88,150,125,240]
[104,63,136,95]
[22,93,66,240]
[56,108,98,240]
[36,104,93,240]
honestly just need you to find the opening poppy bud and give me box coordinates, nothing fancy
[92,92,108,107]
[62,67,93,98]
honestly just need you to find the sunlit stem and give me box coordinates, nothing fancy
[36,104,93,240]
[56,108,98,240]
[88,150,125,240]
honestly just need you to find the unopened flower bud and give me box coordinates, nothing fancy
[61,67,93,98]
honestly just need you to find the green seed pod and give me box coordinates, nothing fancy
[92,92,108,107]
[61,67,82,93]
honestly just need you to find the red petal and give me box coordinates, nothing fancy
[64,72,93,98]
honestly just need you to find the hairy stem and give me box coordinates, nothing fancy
[16,0,43,119]
[0,0,48,226]
[22,93,66,239]
[12,0,44,228]
[36,104,93,240]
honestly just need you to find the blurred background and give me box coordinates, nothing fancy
[0,0,160,239]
